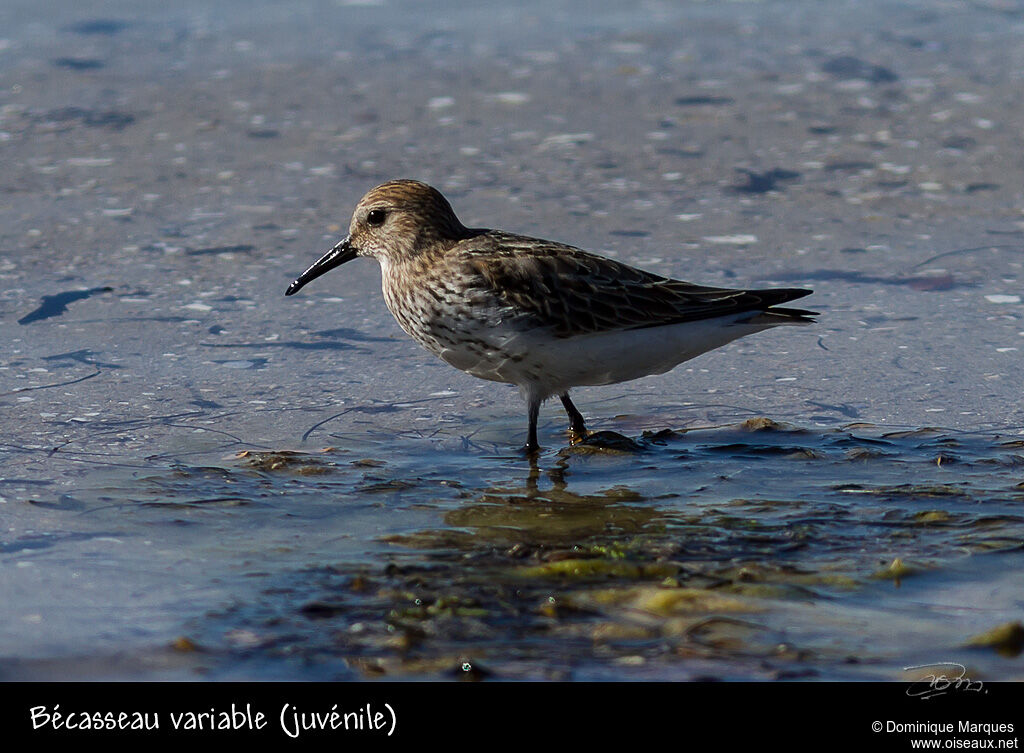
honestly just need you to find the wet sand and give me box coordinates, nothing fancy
[1,0,1023,681]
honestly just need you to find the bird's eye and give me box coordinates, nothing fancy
[366,209,386,227]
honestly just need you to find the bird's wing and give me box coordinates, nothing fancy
[453,232,813,338]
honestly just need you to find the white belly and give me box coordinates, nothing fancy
[436,313,774,398]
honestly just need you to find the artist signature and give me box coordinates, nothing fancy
[904,662,986,700]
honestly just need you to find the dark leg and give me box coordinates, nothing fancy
[559,393,587,436]
[525,396,541,453]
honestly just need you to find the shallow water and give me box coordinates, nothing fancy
[3,0,1024,682]
[4,417,1022,681]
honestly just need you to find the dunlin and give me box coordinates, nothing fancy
[286,180,815,452]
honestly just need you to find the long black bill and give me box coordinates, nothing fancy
[285,237,357,296]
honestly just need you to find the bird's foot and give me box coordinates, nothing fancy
[521,441,541,457]
[567,427,591,445]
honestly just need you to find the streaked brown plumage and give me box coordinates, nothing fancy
[287,179,816,452]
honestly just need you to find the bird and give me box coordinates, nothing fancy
[286,179,815,452]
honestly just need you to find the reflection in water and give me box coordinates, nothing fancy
[12,419,1024,681]
[174,422,1024,680]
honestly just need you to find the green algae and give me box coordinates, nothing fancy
[234,449,336,474]
[964,622,1024,656]
[166,419,1024,681]
[519,558,678,580]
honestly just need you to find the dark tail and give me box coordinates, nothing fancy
[749,289,817,325]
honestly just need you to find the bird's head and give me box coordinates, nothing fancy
[285,179,470,295]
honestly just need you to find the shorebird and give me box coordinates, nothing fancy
[286,179,815,452]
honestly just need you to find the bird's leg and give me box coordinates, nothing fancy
[559,393,588,440]
[524,396,541,454]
